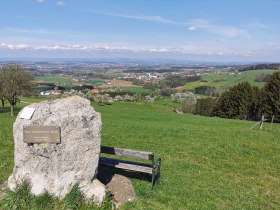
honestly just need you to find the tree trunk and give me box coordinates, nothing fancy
[259,115,264,129]
[270,115,275,130]
[0,99,4,111]
[11,104,14,116]
[10,96,16,116]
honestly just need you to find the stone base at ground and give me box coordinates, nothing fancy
[107,174,136,208]
[80,179,106,204]
[8,96,104,203]
[98,168,136,208]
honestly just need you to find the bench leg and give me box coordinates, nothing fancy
[151,158,161,188]
[151,173,155,188]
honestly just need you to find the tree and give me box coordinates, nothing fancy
[262,72,280,119]
[194,86,220,97]
[0,65,34,116]
[213,82,257,120]
[194,98,217,116]
[247,86,262,121]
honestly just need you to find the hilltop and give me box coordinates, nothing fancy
[1,98,279,209]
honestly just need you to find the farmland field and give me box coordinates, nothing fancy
[0,98,280,209]
[184,69,280,91]
[35,75,75,84]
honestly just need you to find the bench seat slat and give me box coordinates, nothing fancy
[101,146,154,160]
[99,157,153,174]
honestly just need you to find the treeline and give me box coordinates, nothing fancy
[161,75,201,88]
[123,69,184,73]
[132,74,201,90]
[239,63,280,72]
[194,72,280,122]
[140,75,200,89]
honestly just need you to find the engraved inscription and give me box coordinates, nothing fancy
[23,126,61,144]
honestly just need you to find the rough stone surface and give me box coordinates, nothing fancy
[81,179,106,204]
[8,96,104,202]
[106,174,136,208]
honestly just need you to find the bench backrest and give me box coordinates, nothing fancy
[101,146,154,161]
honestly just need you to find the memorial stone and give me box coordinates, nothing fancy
[8,96,105,203]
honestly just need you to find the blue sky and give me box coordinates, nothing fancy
[0,0,280,62]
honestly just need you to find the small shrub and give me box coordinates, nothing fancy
[181,98,197,114]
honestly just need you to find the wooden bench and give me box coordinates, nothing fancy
[99,146,161,187]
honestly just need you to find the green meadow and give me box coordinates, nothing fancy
[118,86,152,94]
[0,98,280,209]
[184,69,279,91]
[90,79,105,85]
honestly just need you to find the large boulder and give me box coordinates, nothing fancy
[8,96,105,203]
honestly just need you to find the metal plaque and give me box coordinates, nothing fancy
[23,126,61,144]
[20,107,36,120]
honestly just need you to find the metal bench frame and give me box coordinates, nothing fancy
[99,146,161,187]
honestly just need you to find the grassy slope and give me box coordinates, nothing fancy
[0,107,16,184]
[96,102,280,209]
[1,98,280,209]
[184,69,279,91]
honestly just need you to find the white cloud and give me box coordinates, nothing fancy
[148,48,171,52]
[89,10,250,39]
[114,14,176,24]
[0,43,173,53]
[1,42,279,59]
[186,19,250,39]
[0,42,244,56]
[0,43,29,50]
[56,1,65,6]
[36,0,44,3]
[88,11,178,25]
[188,26,197,32]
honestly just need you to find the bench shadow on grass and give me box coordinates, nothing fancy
[97,166,152,186]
